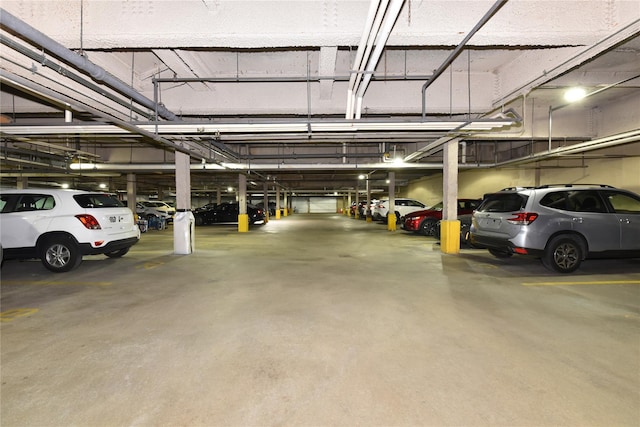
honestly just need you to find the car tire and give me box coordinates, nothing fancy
[105,247,130,258]
[542,235,583,273]
[420,218,438,236]
[195,215,204,226]
[488,248,513,258]
[40,236,81,272]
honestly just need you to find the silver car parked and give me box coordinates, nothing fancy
[470,184,640,273]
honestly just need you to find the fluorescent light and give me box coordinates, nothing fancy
[2,119,517,135]
[564,87,587,103]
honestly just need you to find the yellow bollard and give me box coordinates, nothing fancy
[238,214,249,232]
[387,213,397,231]
[440,220,461,254]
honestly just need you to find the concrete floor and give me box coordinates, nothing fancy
[1,213,639,426]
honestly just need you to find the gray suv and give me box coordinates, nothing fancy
[470,185,640,273]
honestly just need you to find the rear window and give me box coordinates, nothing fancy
[74,194,124,208]
[477,193,528,212]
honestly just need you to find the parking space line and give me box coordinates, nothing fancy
[1,281,112,286]
[522,280,640,286]
[1,308,39,322]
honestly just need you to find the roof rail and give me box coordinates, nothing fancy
[536,184,616,189]
[498,186,536,191]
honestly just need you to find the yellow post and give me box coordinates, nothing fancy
[275,209,281,220]
[387,213,397,231]
[440,220,461,254]
[283,208,288,217]
[238,214,249,232]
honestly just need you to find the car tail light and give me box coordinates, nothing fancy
[76,214,101,230]
[507,212,538,225]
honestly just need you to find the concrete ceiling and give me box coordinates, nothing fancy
[1,0,639,197]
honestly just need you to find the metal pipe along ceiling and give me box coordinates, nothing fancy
[421,0,508,119]
[0,8,179,122]
[346,0,405,120]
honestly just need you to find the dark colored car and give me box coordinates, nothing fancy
[255,201,276,216]
[434,214,475,247]
[402,199,482,236]
[193,202,265,226]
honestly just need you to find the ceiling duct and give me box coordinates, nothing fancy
[0,8,179,121]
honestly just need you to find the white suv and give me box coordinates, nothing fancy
[373,198,428,222]
[136,201,175,223]
[1,189,140,272]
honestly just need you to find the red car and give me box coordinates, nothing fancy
[402,199,482,236]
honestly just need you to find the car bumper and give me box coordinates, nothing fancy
[79,236,140,255]
[470,234,544,256]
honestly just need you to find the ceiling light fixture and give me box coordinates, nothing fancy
[564,87,587,103]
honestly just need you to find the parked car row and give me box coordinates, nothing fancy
[362,184,640,274]
[193,202,265,226]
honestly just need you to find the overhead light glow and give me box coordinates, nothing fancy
[564,87,587,103]
[61,183,69,189]
[99,183,107,189]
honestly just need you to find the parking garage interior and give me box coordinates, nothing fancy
[1,1,639,425]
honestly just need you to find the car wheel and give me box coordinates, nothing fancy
[420,218,438,236]
[542,235,583,273]
[40,236,81,272]
[105,247,130,258]
[488,248,513,258]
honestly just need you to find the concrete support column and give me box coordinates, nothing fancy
[347,191,352,217]
[174,151,194,254]
[126,173,136,216]
[238,174,249,232]
[387,171,396,231]
[16,177,28,189]
[263,182,269,223]
[275,187,281,220]
[283,191,288,217]
[216,188,221,204]
[354,186,360,219]
[441,139,461,254]
[366,176,372,222]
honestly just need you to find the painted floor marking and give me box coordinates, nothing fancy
[1,281,112,286]
[1,308,39,322]
[137,261,165,270]
[522,280,640,286]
